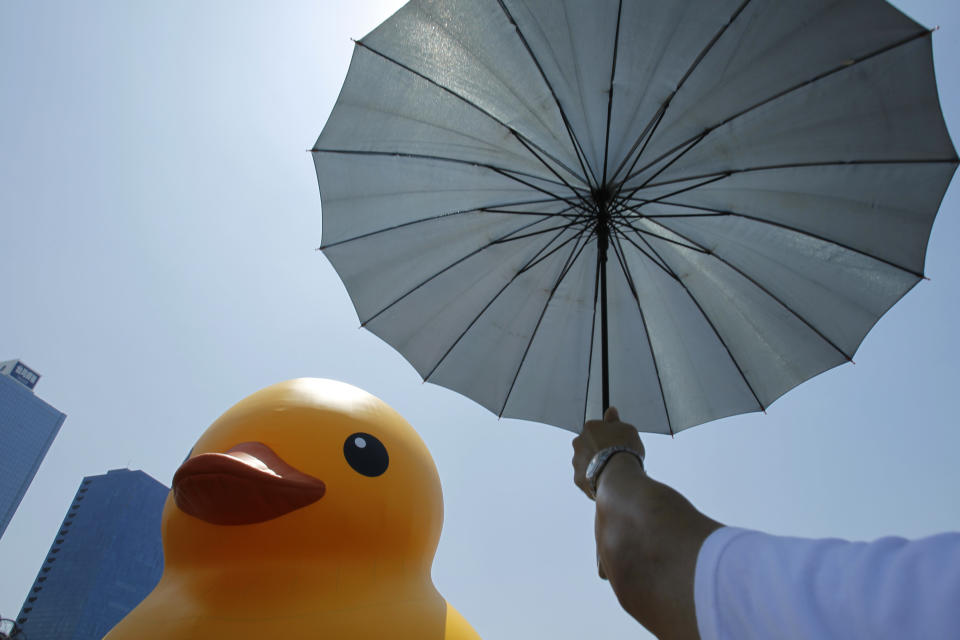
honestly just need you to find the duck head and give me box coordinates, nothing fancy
[163,378,443,579]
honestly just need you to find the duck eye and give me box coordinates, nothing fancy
[343,432,389,477]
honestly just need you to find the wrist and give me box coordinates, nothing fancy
[586,446,645,499]
[596,450,646,494]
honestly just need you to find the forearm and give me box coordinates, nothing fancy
[595,455,722,640]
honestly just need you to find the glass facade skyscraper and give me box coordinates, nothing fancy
[15,469,167,640]
[0,360,66,539]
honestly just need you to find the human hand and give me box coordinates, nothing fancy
[571,407,645,499]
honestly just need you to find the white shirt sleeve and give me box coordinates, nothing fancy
[694,526,960,640]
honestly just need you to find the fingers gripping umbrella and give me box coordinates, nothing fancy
[312,0,956,434]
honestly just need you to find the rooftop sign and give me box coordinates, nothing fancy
[1,360,41,390]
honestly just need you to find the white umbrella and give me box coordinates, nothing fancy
[312,0,957,434]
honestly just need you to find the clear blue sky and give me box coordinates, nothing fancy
[1,1,958,637]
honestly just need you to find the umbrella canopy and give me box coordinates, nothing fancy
[312,0,957,434]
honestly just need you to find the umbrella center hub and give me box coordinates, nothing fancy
[591,184,615,212]
[591,185,616,240]
[591,184,617,236]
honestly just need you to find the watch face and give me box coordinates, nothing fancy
[585,454,602,479]
[585,451,608,496]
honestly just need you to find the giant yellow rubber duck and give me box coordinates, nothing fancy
[106,378,480,639]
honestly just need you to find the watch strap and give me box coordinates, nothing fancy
[586,446,645,499]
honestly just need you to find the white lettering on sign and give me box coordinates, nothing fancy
[11,363,39,388]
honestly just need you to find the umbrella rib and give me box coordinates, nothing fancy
[516,221,596,274]
[641,215,856,362]
[609,219,683,280]
[494,0,599,189]
[612,174,730,218]
[493,219,590,244]
[631,229,766,412]
[634,212,728,219]
[609,0,754,184]
[422,223,590,383]
[643,199,927,278]
[607,230,674,434]
[510,125,596,203]
[601,0,625,185]
[613,216,708,255]
[483,206,581,221]
[360,215,562,327]
[485,166,593,213]
[518,219,596,274]
[313,147,587,206]
[631,131,710,192]
[609,102,668,190]
[620,27,934,186]
[320,198,578,250]
[634,157,960,191]
[667,0,755,105]
[353,40,588,194]
[498,225,597,418]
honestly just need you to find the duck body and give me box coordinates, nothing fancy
[110,569,477,638]
[105,378,480,640]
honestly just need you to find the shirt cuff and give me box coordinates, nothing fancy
[694,526,752,640]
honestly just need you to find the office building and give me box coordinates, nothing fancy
[0,359,67,539]
[0,618,21,639]
[16,469,167,640]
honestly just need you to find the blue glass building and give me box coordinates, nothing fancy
[0,359,66,539]
[15,469,168,640]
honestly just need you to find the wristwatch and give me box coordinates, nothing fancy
[585,446,645,499]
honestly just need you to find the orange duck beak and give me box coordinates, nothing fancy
[172,441,326,526]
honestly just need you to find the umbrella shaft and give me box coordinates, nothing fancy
[599,223,610,412]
